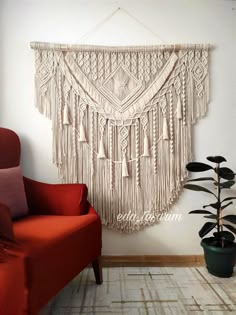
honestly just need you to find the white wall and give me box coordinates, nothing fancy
[0,0,236,255]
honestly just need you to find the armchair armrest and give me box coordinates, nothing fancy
[87,203,100,216]
[23,177,88,216]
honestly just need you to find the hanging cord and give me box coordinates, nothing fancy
[76,7,121,43]
[76,7,166,44]
[121,8,167,44]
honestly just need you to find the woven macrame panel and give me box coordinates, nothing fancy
[31,42,210,232]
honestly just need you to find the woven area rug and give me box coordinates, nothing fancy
[40,267,236,315]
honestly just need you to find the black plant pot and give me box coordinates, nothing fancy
[201,238,236,278]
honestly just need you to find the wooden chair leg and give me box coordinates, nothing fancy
[92,256,103,284]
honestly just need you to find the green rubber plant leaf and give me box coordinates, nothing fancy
[204,214,217,219]
[207,156,227,163]
[203,202,220,210]
[189,210,214,215]
[223,224,236,235]
[223,215,236,225]
[223,180,235,188]
[214,180,235,189]
[199,222,217,238]
[186,162,213,172]
[222,197,236,203]
[184,184,216,197]
[216,167,235,180]
[221,201,233,210]
[187,177,215,183]
[213,231,235,242]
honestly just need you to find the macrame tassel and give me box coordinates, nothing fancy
[163,117,169,140]
[143,134,149,157]
[122,156,129,177]
[176,97,182,120]
[63,104,70,125]
[98,138,106,158]
[98,115,106,159]
[79,123,86,142]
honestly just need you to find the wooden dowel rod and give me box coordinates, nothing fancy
[30,41,212,52]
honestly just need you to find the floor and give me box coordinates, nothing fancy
[40,267,236,315]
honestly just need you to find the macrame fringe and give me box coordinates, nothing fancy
[35,82,52,119]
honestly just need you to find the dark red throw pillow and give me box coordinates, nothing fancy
[0,202,16,252]
[0,203,20,262]
[0,166,28,218]
[24,177,88,215]
[0,243,5,262]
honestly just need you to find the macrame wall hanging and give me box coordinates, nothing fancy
[31,40,210,232]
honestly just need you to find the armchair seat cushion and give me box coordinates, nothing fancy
[13,211,101,313]
[13,214,100,252]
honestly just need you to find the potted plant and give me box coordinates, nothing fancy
[184,155,236,277]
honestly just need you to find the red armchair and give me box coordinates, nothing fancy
[0,249,26,315]
[0,127,102,315]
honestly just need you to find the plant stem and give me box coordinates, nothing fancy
[216,163,221,234]
[216,162,224,247]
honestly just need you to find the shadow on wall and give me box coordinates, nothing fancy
[19,133,36,180]
[0,3,4,125]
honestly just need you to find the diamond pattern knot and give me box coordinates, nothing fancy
[36,63,52,87]
[100,63,142,113]
[191,60,207,83]
[120,126,129,150]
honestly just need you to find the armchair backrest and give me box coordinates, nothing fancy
[0,128,21,169]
